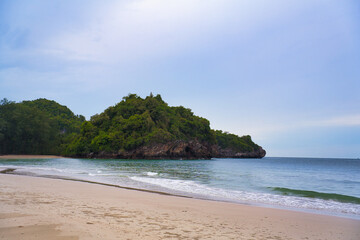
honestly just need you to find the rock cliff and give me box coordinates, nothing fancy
[215,146,266,159]
[65,94,266,160]
[78,140,266,159]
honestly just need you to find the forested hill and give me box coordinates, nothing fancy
[0,98,84,154]
[0,94,266,159]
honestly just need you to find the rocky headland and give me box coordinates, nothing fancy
[75,140,266,159]
[1,94,266,159]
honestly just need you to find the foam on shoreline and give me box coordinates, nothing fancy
[0,173,359,240]
[1,167,359,220]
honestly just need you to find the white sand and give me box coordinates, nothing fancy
[0,174,359,240]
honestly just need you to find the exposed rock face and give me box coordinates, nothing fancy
[79,140,266,159]
[118,140,217,159]
[215,146,266,159]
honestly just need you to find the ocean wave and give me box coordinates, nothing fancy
[130,176,360,216]
[270,187,360,204]
[0,165,66,173]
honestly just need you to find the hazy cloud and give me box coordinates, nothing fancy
[1,0,359,157]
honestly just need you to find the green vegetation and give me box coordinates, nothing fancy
[0,94,263,157]
[215,130,260,153]
[0,98,84,154]
[64,94,216,155]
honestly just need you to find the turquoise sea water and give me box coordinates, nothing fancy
[0,157,359,219]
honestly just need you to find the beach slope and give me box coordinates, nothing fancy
[0,174,359,240]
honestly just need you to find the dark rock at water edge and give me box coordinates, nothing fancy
[215,146,266,159]
[73,140,266,160]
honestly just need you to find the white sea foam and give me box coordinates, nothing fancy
[1,158,359,219]
[0,165,93,178]
[130,176,360,216]
[87,172,115,177]
[0,165,65,174]
[145,172,159,176]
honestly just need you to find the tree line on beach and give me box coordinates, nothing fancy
[0,98,84,154]
[0,94,263,157]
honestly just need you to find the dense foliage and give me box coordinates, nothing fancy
[214,130,261,153]
[64,94,216,155]
[0,98,84,154]
[0,94,262,157]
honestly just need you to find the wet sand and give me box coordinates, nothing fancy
[0,174,359,240]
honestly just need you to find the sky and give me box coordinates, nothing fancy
[0,0,359,158]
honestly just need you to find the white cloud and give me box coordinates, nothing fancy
[39,0,310,65]
[1,0,359,150]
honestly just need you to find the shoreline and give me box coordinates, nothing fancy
[0,155,65,159]
[0,174,359,239]
[0,169,190,198]
[0,155,359,220]
[1,169,359,221]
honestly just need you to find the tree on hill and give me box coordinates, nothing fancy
[214,130,261,153]
[64,93,262,158]
[0,95,265,158]
[64,94,216,155]
[0,98,84,154]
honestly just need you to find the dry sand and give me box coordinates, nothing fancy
[0,174,359,240]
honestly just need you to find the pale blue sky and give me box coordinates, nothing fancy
[1,0,359,158]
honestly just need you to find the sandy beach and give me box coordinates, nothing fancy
[0,174,358,240]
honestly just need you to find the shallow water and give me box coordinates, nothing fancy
[0,157,359,219]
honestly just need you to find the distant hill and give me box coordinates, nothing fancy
[0,94,265,159]
[64,94,266,159]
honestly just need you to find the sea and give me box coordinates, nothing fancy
[0,157,359,219]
